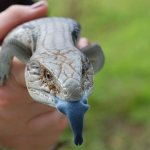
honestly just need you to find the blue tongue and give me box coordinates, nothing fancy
[56,98,89,145]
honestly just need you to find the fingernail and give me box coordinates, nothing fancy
[31,1,47,9]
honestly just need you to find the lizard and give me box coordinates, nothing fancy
[0,17,105,146]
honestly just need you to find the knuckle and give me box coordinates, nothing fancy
[6,5,28,19]
[7,5,21,12]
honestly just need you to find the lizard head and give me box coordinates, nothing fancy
[25,47,94,106]
[24,48,93,145]
[25,44,104,145]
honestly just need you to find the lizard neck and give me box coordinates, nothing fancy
[36,25,75,52]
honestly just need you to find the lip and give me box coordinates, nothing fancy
[28,88,57,107]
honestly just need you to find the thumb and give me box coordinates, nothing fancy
[0,1,48,42]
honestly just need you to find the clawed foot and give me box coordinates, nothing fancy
[0,75,6,86]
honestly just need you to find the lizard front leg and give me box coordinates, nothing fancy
[0,41,32,86]
[0,45,13,86]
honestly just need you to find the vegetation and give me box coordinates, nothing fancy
[48,0,150,149]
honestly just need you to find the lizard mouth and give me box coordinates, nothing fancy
[28,85,89,146]
[25,61,90,145]
[27,87,57,107]
[28,86,89,146]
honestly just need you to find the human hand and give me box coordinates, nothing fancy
[0,2,68,150]
[0,1,91,149]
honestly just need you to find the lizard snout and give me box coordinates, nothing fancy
[63,79,83,101]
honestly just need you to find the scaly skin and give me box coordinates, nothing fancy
[0,17,104,145]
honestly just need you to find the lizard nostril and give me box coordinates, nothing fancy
[64,90,68,96]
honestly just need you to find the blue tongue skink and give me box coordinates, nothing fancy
[0,17,105,145]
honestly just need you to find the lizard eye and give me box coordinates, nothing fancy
[42,69,60,95]
[43,70,53,80]
[46,73,52,80]
[72,30,78,44]
[72,26,80,45]
[82,65,86,76]
[82,57,90,76]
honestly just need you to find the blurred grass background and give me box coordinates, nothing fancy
[47,0,150,149]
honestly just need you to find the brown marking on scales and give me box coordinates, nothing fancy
[39,64,60,95]
[68,61,78,74]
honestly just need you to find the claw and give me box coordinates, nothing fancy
[0,75,6,86]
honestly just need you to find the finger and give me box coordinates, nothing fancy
[9,57,26,87]
[0,1,48,42]
[77,37,91,49]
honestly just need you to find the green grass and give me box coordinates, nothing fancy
[48,0,150,149]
